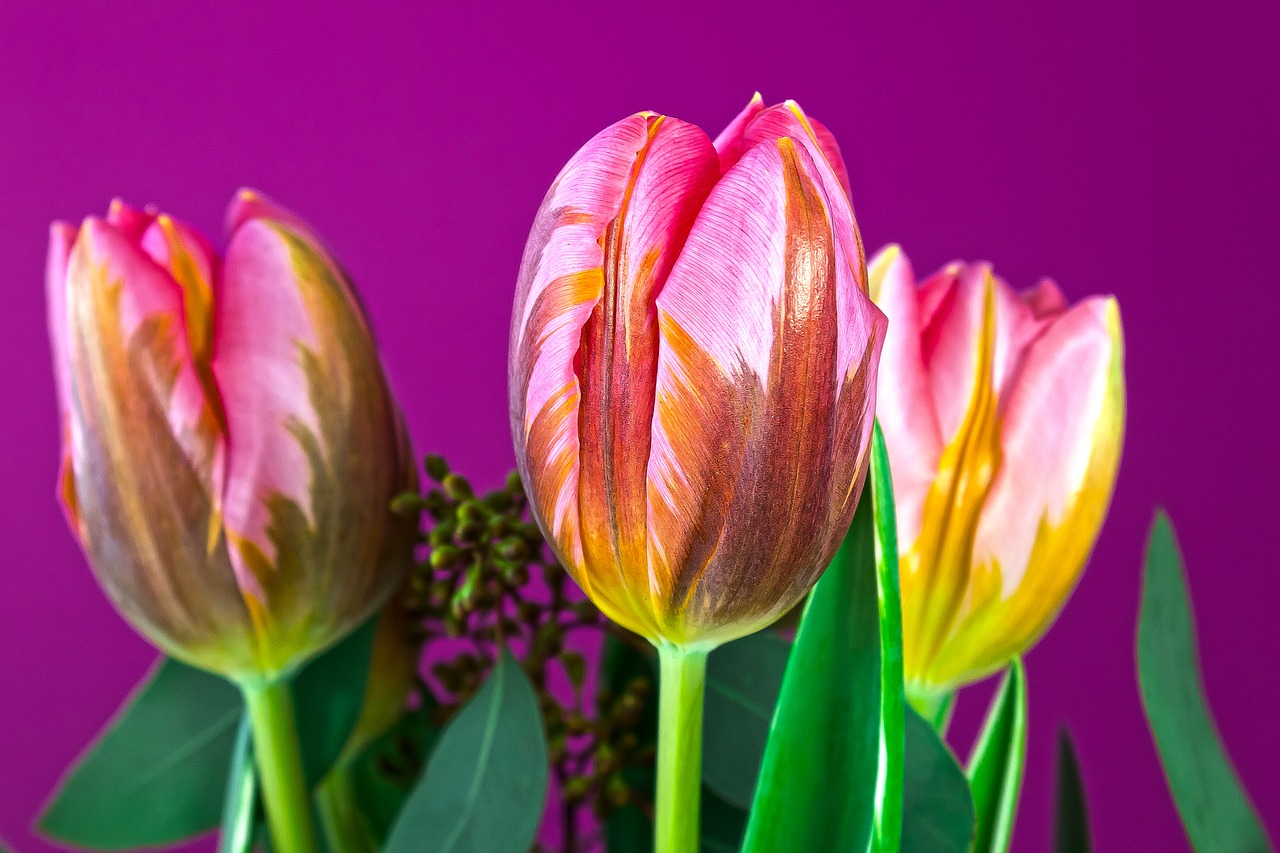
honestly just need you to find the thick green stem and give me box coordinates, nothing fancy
[655,644,708,853]
[241,680,318,853]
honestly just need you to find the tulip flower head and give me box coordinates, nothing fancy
[48,191,417,683]
[870,247,1125,694]
[510,96,887,650]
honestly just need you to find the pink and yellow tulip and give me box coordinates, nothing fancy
[48,190,417,684]
[509,95,886,651]
[870,246,1125,696]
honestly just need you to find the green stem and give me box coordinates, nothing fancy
[655,644,708,853]
[908,687,956,735]
[241,680,318,853]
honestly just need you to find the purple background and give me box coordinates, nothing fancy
[2,2,1277,850]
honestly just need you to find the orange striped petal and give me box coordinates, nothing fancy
[649,136,884,646]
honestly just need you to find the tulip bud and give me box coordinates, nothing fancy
[48,190,416,682]
[869,246,1125,693]
[509,96,886,649]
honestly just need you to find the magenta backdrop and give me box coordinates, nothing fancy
[2,2,1278,850]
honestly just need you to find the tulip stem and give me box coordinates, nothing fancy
[242,680,318,853]
[655,643,709,853]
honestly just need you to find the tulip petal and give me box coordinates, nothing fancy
[63,217,252,665]
[649,137,883,644]
[215,205,409,668]
[920,265,1048,442]
[932,297,1125,684]
[1021,278,1068,319]
[509,113,720,636]
[729,102,852,201]
[868,246,943,550]
[48,222,79,531]
[106,198,156,242]
[711,92,765,170]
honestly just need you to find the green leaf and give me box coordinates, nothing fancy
[701,786,748,853]
[1054,728,1091,853]
[901,706,974,853]
[294,616,378,786]
[967,659,1028,853]
[347,704,440,843]
[218,715,257,853]
[38,657,242,849]
[384,649,548,852]
[1138,511,1271,852]
[871,422,906,853]
[740,476,881,853]
[702,630,790,809]
[602,633,659,853]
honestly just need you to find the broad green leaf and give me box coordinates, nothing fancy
[218,715,257,853]
[602,633,659,853]
[967,659,1028,853]
[1054,728,1091,853]
[294,616,378,786]
[901,706,974,853]
[701,786,747,853]
[703,630,790,809]
[740,477,881,853]
[871,422,906,853]
[384,650,548,852]
[1138,511,1270,852]
[38,657,242,849]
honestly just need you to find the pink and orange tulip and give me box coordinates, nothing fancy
[509,96,886,650]
[870,246,1125,695]
[48,191,417,683]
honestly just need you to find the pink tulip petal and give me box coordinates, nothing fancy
[214,220,326,596]
[973,296,1123,593]
[214,202,408,643]
[929,297,1124,684]
[71,219,221,485]
[1021,277,1068,319]
[106,198,156,242]
[868,246,943,548]
[509,113,721,635]
[48,222,79,531]
[573,116,721,636]
[650,137,883,643]
[47,222,76,424]
[921,264,1047,440]
[731,102,852,200]
[711,92,765,170]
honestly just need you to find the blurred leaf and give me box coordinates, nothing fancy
[1138,511,1271,852]
[702,630,790,809]
[294,616,378,786]
[901,706,974,853]
[871,422,906,852]
[602,633,658,853]
[967,659,1028,853]
[740,477,881,853]
[384,650,548,852]
[1054,728,1091,853]
[38,657,241,849]
[218,715,257,853]
[701,786,747,853]
[348,703,440,844]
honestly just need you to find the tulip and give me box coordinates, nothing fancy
[48,190,416,853]
[869,246,1125,708]
[509,95,885,851]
